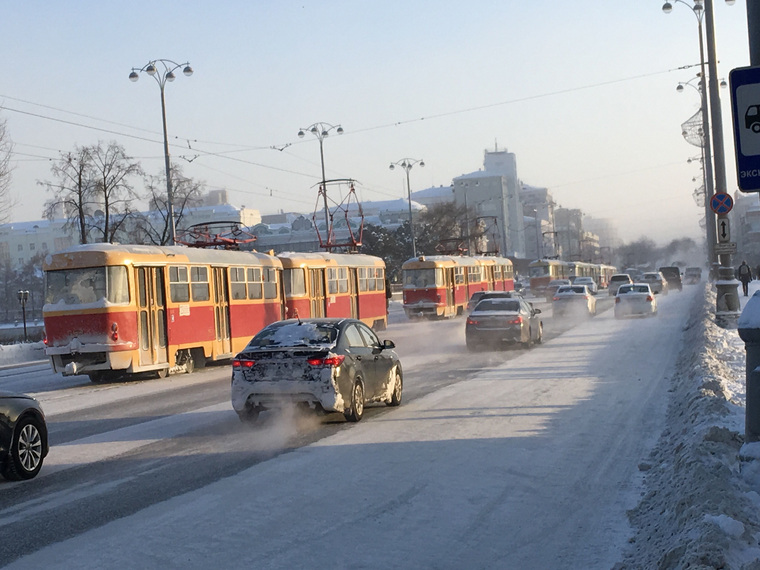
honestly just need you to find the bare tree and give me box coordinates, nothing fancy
[87,142,142,243]
[130,165,205,245]
[0,118,15,224]
[40,142,141,244]
[41,145,95,244]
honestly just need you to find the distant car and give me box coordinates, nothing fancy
[608,274,634,296]
[572,276,598,295]
[465,298,543,351]
[552,285,597,318]
[684,267,703,285]
[467,290,523,312]
[641,272,668,295]
[231,318,403,423]
[545,279,572,300]
[659,266,683,291]
[0,392,49,481]
[615,283,658,318]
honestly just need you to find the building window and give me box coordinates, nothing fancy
[41,242,48,251]
[17,244,23,252]
[30,243,36,251]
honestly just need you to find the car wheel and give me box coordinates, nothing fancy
[523,329,534,349]
[1,415,45,481]
[344,381,365,422]
[236,405,261,424]
[536,323,543,344]
[387,367,402,407]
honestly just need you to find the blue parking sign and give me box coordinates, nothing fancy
[730,65,760,192]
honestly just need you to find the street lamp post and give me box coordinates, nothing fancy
[663,0,739,320]
[530,208,542,260]
[129,59,193,246]
[17,290,29,342]
[389,158,425,258]
[678,76,717,262]
[298,123,344,246]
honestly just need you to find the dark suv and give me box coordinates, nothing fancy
[658,266,683,291]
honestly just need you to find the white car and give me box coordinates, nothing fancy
[552,285,597,318]
[608,274,633,296]
[573,276,598,295]
[614,283,658,318]
[641,272,668,295]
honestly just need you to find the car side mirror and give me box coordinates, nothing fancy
[533,308,542,315]
[382,339,395,350]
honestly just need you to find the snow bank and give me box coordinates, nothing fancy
[618,283,760,569]
[0,342,46,367]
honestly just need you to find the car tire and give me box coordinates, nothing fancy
[387,367,402,407]
[523,329,534,349]
[536,323,543,344]
[236,405,261,424]
[344,381,365,422]
[1,415,45,481]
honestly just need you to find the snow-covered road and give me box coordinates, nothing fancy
[2,286,700,569]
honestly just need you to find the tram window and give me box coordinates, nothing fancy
[358,267,367,292]
[45,267,107,305]
[191,266,210,301]
[263,267,278,299]
[338,267,348,293]
[229,267,247,301]
[367,268,377,291]
[327,267,339,295]
[376,268,384,292]
[169,266,190,303]
[284,268,306,297]
[247,267,263,299]
[454,268,464,285]
[105,266,129,304]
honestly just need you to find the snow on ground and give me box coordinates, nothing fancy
[0,341,45,369]
[617,281,760,569]
[4,282,760,568]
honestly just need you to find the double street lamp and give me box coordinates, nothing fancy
[298,122,344,243]
[389,158,425,258]
[129,59,193,245]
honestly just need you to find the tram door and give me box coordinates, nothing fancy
[445,268,455,316]
[310,268,326,317]
[349,267,359,319]
[212,267,232,356]
[137,266,168,367]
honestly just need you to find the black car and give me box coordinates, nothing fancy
[231,318,402,423]
[0,392,49,481]
[465,298,543,350]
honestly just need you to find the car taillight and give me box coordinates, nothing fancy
[111,322,119,341]
[615,297,620,303]
[233,359,255,369]
[647,295,654,302]
[308,355,346,367]
[506,316,523,325]
[43,331,47,346]
[552,296,560,301]
[583,295,590,300]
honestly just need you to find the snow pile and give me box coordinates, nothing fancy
[619,284,760,569]
[0,342,45,367]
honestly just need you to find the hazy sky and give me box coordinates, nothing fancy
[0,1,753,244]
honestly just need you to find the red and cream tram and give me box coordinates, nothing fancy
[43,244,284,382]
[401,255,514,319]
[278,251,388,330]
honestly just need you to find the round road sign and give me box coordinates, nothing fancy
[710,192,734,214]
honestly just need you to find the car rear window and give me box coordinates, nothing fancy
[248,322,338,348]
[475,299,520,312]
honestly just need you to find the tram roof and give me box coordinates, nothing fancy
[43,243,282,270]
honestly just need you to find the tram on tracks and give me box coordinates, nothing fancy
[401,255,514,319]
[529,259,617,294]
[42,243,389,382]
[278,251,388,330]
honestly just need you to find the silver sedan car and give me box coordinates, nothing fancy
[614,283,658,318]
